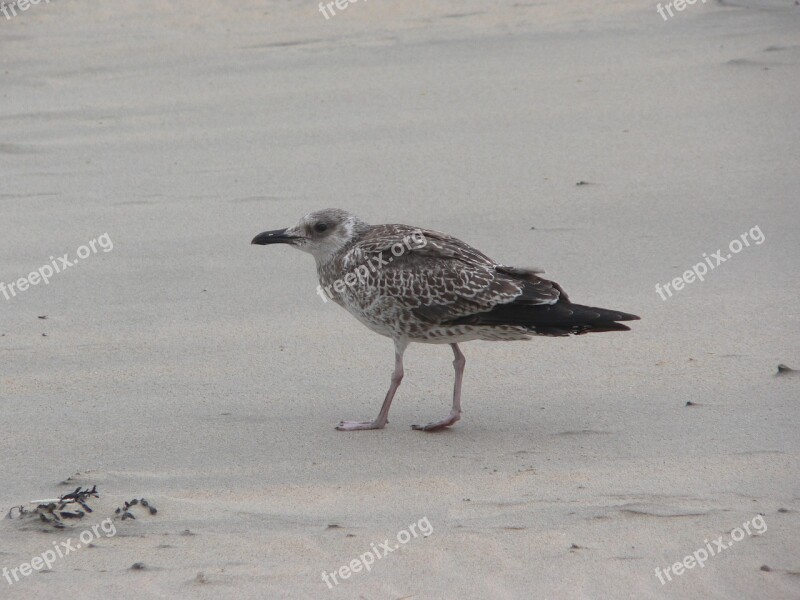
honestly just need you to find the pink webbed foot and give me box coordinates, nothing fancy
[335,419,387,431]
[411,410,461,432]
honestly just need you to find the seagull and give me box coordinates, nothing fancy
[252,208,639,432]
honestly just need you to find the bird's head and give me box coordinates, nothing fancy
[251,208,369,264]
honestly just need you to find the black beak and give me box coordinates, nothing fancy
[251,229,299,245]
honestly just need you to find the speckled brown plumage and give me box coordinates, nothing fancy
[252,208,639,432]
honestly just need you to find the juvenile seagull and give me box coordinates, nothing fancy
[252,209,639,432]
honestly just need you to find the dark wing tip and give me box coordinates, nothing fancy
[614,311,640,321]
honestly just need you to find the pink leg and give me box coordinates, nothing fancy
[336,341,406,431]
[412,343,464,431]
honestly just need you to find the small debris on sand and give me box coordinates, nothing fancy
[114,498,157,520]
[7,486,99,529]
[141,498,158,515]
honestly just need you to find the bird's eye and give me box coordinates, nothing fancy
[313,223,328,233]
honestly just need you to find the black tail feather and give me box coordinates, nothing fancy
[449,301,640,336]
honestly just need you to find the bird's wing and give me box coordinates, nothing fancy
[348,226,565,323]
[356,225,493,265]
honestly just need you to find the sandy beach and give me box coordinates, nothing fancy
[1,0,799,598]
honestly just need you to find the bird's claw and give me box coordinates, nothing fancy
[411,411,461,432]
[335,420,387,431]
